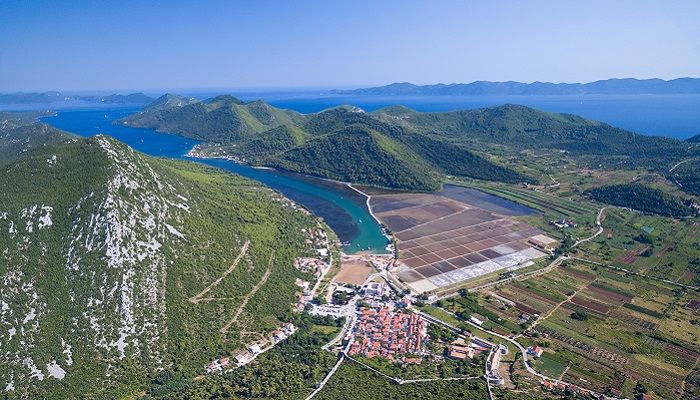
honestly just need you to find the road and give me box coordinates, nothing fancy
[669,158,697,172]
[189,240,250,304]
[573,207,605,247]
[307,305,360,400]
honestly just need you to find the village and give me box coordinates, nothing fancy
[199,207,637,400]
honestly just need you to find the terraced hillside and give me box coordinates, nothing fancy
[0,136,330,398]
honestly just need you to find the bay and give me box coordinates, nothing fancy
[41,108,390,254]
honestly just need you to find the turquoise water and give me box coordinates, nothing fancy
[42,108,389,253]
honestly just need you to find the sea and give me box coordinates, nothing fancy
[227,92,700,140]
[27,92,700,252]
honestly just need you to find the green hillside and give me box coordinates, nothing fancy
[668,160,700,196]
[0,136,330,398]
[124,97,534,190]
[372,104,688,159]
[0,112,73,162]
[120,94,305,142]
[274,126,440,190]
[121,96,700,200]
[585,183,697,217]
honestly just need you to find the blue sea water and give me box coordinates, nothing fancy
[224,92,700,140]
[36,92,700,253]
[41,108,390,253]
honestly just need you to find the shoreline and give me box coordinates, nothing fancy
[187,144,391,255]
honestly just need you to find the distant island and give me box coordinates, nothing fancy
[0,91,154,105]
[329,77,700,96]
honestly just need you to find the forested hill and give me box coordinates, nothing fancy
[371,104,687,157]
[0,135,326,398]
[585,184,698,217]
[687,134,700,143]
[121,95,696,192]
[0,112,74,162]
[329,77,700,96]
[119,94,305,142]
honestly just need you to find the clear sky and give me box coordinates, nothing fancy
[1,0,698,92]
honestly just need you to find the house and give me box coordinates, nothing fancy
[528,234,557,251]
[282,322,297,333]
[447,338,475,360]
[448,346,475,360]
[219,357,231,367]
[527,346,544,358]
[469,316,484,326]
[248,344,262,355]
[272,329,287,342]
[364,282,385,298]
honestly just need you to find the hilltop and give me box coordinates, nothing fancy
[120,94,305,142]
[330,77,700,96]
[0,135,330,398]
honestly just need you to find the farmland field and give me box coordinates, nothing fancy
[488,251,699,399]
[444,172,699,399]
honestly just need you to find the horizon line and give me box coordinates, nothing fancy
[2,76,699,95]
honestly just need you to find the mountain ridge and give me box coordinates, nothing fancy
[124,95,697,192]
[0,112,74,161]
[0,134,329,397]
[330,77,700,96]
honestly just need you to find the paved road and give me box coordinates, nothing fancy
[304,353,345,400]
[573,207,605,247]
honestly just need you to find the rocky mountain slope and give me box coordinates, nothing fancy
[0,135,328,398]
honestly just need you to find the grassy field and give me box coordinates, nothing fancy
[532,353,568,378]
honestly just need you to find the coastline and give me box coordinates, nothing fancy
[186,144,391,254]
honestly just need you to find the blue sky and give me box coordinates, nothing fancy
[0,0,698,91]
